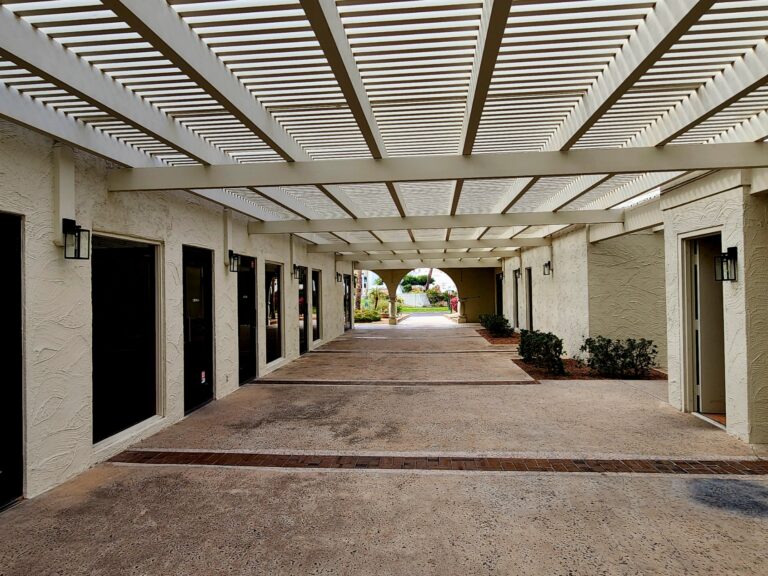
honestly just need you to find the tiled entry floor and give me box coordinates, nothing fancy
[2,321,767,576]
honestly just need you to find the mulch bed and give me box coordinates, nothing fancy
[476,329,520,345]
[513,359,667,381]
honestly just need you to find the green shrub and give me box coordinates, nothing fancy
[426,288,445,305]
[479,313,513,337]
[519,329,566,375]
[354,309,381,323]
[579,336,657,378]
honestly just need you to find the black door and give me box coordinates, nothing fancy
[265,263,282,363]
[298,266,309,354]
[495,272,504,315]
[183,246,214,414]
[92,237,157,443]
[312,270,321,341]
[343,274,353,330]
[237,256,257,383]
[0,213,23,510]
[525,267,533,330]
[512,270,520,329]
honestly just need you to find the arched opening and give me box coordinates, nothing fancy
[396,268,458,316]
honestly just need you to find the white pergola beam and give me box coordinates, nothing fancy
[628,39,768,147]
[188,189,281,222]
[589,200,662,243]
[338,250,521,262]
[356,259,503,270]
[460,0,513,155]
[109,143,768,191]
[309,238,550,253]
[0,83,158,168]
[102,0,306,161]
[493,0,713,214]
[543,0,715,151]
[247,210,623,235]
[0,8,229,165]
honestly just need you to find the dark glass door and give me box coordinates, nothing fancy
[343,274,353,331]
[312,270,321,341]
[92,236,157,443]
[183,246,214,414]
[265,263,282,363]
[237,256,257,383]
[525,267,533,330]
[495,272,504,315]
[298,266,309,354]
[0,213,23,509]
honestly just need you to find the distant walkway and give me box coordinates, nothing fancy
[397,312,456,328]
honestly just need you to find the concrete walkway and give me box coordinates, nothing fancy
[1,322,767,575]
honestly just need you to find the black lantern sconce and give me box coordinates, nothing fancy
[228,250,240,273]
[497,272,504,281]
[714,247,738,282]
[335,272,343,283]
[292,264,301,280]
[513,269,521,280]
[543,261,552,276]
[62,218,90,260]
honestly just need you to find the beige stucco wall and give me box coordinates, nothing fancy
[587,232,668,368]
[662,170,768,443]
[0,119,351,497]
[503,227,590,357]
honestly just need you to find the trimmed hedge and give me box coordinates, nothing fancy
[579,336,657,378]
[354,309,381,323]
[479,313,514,337]
[519,329,566,375]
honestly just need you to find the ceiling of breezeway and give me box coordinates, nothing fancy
[0,0,767,262]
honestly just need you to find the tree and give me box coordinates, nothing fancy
[355,269,363,310]
[425,268,433,289]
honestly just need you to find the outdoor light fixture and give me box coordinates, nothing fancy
[497,272,504,280]
[228,250,240,273]
[714,247,738,282]
[543,261,552,275]
[292,264,301,280]
[514,269,521,280]
[335,272,343,283]
[62,218,90,260]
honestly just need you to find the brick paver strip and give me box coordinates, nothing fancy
[110,450,768,475]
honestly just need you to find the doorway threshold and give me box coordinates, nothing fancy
[694,412,727,430]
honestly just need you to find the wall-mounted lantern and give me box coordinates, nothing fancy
[513,269,521,280]
[62,218,90,260]
[335,272,343,283]
[292,264,301,280]
[228,250,240,273]
[714,247,737,281]
[543,261,552,276]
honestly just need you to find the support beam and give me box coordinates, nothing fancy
[0,7,229,165]
[589,200,662,243]
[308,238,550,253]
[300,0,406,215]
[109,143,768,191]
[337,249,520,262]
[543,0,715,151]
[627,39,768,148]
[460,0,513,155]
[493,0,713,213]
[100,0,361,218]
[102,0,306,161]
[188,189,281,222]
[0,83,158,168]
[356,259,503,270]
[247,210,624,235]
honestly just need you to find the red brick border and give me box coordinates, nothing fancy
[111,450,768,475]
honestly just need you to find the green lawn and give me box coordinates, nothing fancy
[400,306,450,313]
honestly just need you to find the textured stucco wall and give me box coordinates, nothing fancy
[0,119,349,497]
[506,228,590,357]
[662,176,767,442]
[587,232,668,368]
